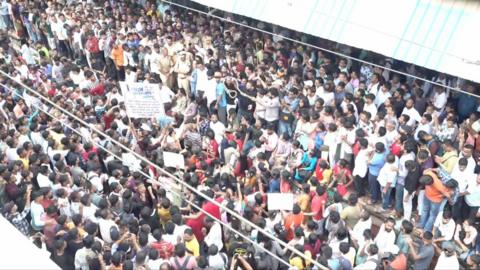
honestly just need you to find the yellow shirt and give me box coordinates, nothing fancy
[50,131,65,150]
[185,237,200,257]
[318,169,333,186]
[297,193,311,212]
[439,150,458,174]
[20,157,29,170]
[157,207,171,226]
[289,251,311,270]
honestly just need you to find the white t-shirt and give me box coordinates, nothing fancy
[158,86,175,104]
[353,149,369,178]
[210,121,225,143]
[434,253,459,270]
[264,96,280,122]
[98,218,118,244]
[377,160,398,187]
[433,213,455,241]
[374,224,396,251]
[37,173,52,189]
[401,107,422,126]
[204,78,218,106]
[433,92,447,111]
[363,102,377,119]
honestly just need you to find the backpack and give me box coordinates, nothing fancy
[427,136,444,156]
[174,256,191,270]
[338,256,353,270]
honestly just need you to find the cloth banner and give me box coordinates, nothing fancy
[163,151,185,169]
[119,82,165,118]
[267,193,294,211]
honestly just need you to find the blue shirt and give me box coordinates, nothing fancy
[283,96,299,112]
[368,152,386,176]
[301,153,318,171]
[216,82,227,107]
[190,69,198,94]
[268,178,280,193]
[457,93,477,117]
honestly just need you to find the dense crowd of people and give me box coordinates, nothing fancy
[0,0,480,269]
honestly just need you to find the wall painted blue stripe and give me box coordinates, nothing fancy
[392,0,421,59]
[435,1,469,70]
[326,0,348,39]
[303,0,320,34]
[402,0,433,61]
[322,0,339,38]
[412,0,443,64]
[335,0,356,42]
[423,0,456,67]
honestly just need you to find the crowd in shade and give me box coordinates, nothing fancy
[1,0,480,269]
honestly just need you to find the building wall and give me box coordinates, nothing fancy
[193,0,480,82]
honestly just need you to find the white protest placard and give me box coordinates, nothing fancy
[119,82,165,118]
[163,151,185,169]
[267,193,294,211]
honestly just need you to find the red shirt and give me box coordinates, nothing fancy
[235,138,244,152]
[47,88,57,97]
[284,213,304,241]
[103,114,114,130]
[90,83,105,96]
[208,139,219,158]
[352,140,361,157]
[310,193,327,221]
[86,37,100,53]
[186,217,204,243]
[390,142,402,157]
[332,165,352,182]
[280,179,291,193]
[151,240,174,259]
[314,159,328,180]
[201,197,223,221]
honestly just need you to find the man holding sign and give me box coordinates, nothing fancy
[120,82,165,119]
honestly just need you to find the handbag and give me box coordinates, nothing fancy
[280,111,293,123]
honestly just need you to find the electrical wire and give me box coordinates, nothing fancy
[0,70,326,269]
[161,0,480,98]
[4,84,294,269]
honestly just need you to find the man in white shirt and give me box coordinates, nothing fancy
[209,114,225,144]
[36,165,52,188]
[451,158,475,221]
[435,242,459,270]
[363,94,377,119]
[414,114,433,140]
[30,191,46,231]
[193,61,208,98]
[98,210,118,244]
[353,139,369,197]
[465,174,480,210]
[433,211,455,243]
[87,168,105,194]
[351,211,372,245]
[377,154,398,210]
[374,83,392,107]
[367,73,381,97]
[156,83,175,112]
[204,70,217,109]
[431,86,447,112]
[374,217,396,251]
[261,126,278,154]
[401,98,422,126]
[203,217,223,251]
[453,144,476,174]
[264,90,280,123]
[74,235,96,270]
